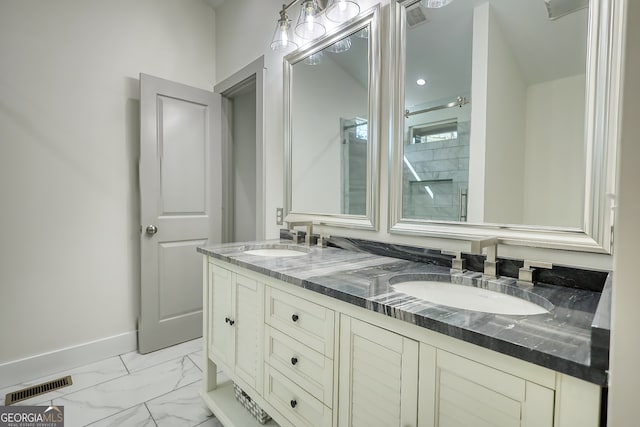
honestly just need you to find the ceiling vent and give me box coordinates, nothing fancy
[406,2,431,29]
[544,0,588,20]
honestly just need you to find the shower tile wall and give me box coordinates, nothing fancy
[403,121,470,221]
[343,139,367,216]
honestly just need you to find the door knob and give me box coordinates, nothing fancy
[146,225,158,235]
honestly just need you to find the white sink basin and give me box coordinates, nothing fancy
[242,245,310,257]
[392,280,550,315]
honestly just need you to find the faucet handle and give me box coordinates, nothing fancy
[316,233,330,248]
[518,260,553,286]
[523,260,553,270]
[441,250,465,272]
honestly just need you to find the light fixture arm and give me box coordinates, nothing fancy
[280,0,329,14]
[280,1,298,14]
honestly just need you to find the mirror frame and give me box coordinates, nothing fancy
[389,0,623,253]
[284,5,380,230]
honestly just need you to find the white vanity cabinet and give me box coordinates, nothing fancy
[338,316,419,427]
[263,286,337,427]
[208,263,264,392]
[337,317,556,427]
[201,258,602,427]
[419,345,555,427]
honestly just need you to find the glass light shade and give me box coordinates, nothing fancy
[325,0,360,23]
[270,16,298,51]
[304,51,324,65]
[423,0,454,8]
[326,36,352,53]
[295,0,326,39]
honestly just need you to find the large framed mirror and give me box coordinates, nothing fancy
[284,5,380,229]
[389,0,621,253]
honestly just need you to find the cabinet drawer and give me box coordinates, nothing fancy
[264,364,332,427]
[265,287,334,358]
[265,325,333,407]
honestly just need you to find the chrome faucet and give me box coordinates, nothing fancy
[287,221,314,246]
[470,237,499,277]
[441,250,465,273]
[518,260,553,289]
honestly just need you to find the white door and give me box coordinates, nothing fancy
[139,73,221,354]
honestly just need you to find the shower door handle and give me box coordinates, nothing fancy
[145,225,158,235]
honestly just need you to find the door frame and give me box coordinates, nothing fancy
[214,56,266,242]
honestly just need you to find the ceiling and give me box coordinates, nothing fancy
[405,0,589,107]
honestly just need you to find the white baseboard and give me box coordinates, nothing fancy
[0,331,137,387]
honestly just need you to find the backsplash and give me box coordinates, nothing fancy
[279,231,610,293]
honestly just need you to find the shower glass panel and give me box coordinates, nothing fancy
[403,119,469,221]
[341,117,367,215]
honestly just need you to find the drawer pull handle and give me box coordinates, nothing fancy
[291,357,298,365]
[225,317,235,326]
[290,399,297,408]
[291,314,299,322]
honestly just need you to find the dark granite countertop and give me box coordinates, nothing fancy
[197,239,610,386]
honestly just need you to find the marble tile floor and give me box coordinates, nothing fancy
[0,338,226,427]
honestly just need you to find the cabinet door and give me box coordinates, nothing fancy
[234,273,262,390]
[209,264,234,370]
[422,350,554,427]
[339,316,419,427]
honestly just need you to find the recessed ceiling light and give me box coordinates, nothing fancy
[416,78,427,86]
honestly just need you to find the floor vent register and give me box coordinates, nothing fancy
[4,375,73,405]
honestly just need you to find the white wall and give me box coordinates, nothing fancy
[470,5,585,229]
[483,4,527,225]
[467,3,489,223]
[0,0,215,367]
[522,75,586,228]
[215,0,289,241]
[608,0,640,422]
[291,55,367,214]
[468,2,528,225]
[232,89,257,241]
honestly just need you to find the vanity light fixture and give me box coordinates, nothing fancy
[422,0,454,8]
[271,7,299,51]
[295,0,326,39]
[270,0,361,51]
[325,0,360,23]
[326,36,352,53]
[304,51,324,65]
